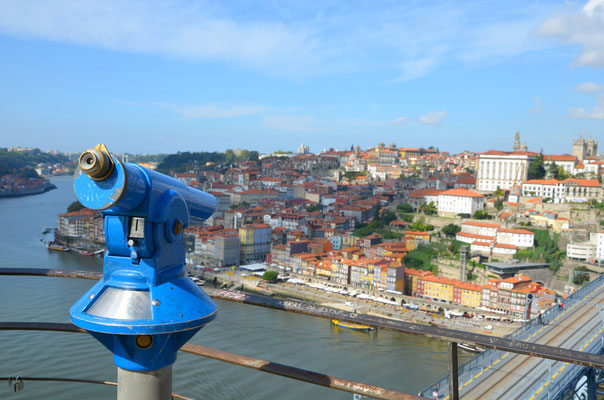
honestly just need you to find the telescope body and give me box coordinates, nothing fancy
[70,145,218,371]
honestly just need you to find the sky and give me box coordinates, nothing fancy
[0,0,603,155]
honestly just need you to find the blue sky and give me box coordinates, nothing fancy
[0,0,603,155]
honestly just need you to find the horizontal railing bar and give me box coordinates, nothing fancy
[0,321,419,400]
[2,268,604,370]
[0,376,193,400]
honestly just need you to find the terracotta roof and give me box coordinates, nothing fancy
[462,221,500,228]
[498,228,534,235]
[439,187,484,198]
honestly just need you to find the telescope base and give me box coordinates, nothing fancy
[118,366,172,400]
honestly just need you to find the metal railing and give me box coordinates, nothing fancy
[422,274,604,398]
[2,267,604,400]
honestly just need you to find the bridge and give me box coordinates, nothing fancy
[2,267,604,399]
[424,274,604,399]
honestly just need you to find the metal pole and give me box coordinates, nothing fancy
[117,366,172,400]
[448,341,459,400]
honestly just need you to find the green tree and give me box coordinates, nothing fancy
[67,201,85,213]
[419,201,437,216]
[547,162,561,180]
[262,270,278,282]
[397,203,413,213]
[441,223,461,237]
[248,151,260,161]
[573,272,589,286]
[528,154,546,179]
[473,210,492,220]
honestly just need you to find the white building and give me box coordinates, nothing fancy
[496,228,534,248]
[461,221,500,237]
[543,155,577,175]
[437,188,485,216]
[567,240,596,261]
[522,179,567,203]
[476,151,536,192]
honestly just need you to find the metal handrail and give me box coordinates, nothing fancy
[0,321,418,400]
[422,273,604,397]
[2,268,603,370]
[0,377,193,400]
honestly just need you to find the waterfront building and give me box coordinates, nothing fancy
[194,229,240,268]
[453,282,482,308]
[57,209,103,241]
[239,224,272,264]
[476,150,536,192]
[373,263,405,293]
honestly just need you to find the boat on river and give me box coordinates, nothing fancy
[331,319,375,331]
[47,242,70,252]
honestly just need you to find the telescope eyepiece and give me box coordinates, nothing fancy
[78,144,114,180]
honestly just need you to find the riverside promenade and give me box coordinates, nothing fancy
[199,268,520,337]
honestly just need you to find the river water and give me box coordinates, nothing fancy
[0,175,463,399]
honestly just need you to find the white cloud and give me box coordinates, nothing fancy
[0,1,563,80]
[393,116,409,126]
[158,103,267,118]
[419,110,447,125]
[538,0,604,67]
[529,96,543,113]
[575,82,604,92]
[568,95,604,119]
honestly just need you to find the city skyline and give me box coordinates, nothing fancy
[0,0,603,154]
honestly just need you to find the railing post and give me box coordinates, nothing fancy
[118,367,172,400]
[448,341,459,400]
[587,368,597,400]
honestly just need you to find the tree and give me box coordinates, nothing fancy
[67,201,85,213]
[547,161,560,180]
[419,201,437,216]
[573,272,589,286]
[473,210,492,220]
[262,270,278,282]
[441,224,461,237]
[397,203,413,213]
[528,154,546,179]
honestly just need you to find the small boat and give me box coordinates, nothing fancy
[459,343,485,353]
[331,319,374,331]
[42,228,53,234]
[77,249,94,256]
[47,242,70,252]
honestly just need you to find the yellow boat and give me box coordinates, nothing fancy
[331,319,374,331]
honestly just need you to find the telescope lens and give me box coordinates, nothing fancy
[82,152,97,169]
[78,146,114,180]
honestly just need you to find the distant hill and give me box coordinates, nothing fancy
[0,148,68,176]
[156,149,259,173]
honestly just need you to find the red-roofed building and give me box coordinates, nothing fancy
[476,151,536,192]
[437,188,485,216]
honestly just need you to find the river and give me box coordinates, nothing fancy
[0,175,464,399]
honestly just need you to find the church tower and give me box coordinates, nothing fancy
[586,137,598,157]
[513,130,521,152]
[573,136,586,161]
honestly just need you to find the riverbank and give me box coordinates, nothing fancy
[0,181,56,198]
[198,269,518,337]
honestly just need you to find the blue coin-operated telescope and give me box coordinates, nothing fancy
[70,144,217,399]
